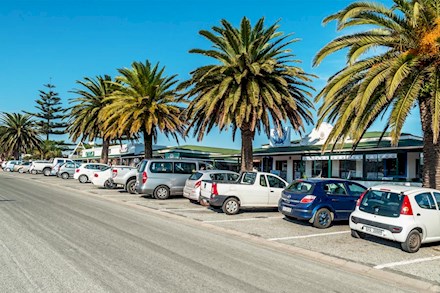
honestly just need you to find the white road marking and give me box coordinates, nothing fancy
[204,216,284,223]
[161,208,206,211]
[374,256,440,269]
[268,231,350,241]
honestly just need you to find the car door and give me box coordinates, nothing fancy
[323,182,354,220]
[239,173,269,207]
[345,182,367,212]
[266,175,287,206]
[413,192,440,240]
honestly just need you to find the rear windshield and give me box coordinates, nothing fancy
[189,172,203,180]
[241,172,257,184]
[137,160,148,172]
[285,181,314,193]
[359,190,403,218]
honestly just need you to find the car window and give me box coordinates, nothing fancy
[100,165,110,171]
[228,173,240,181]
[346,182,366,197]
[359,190,403,217]
[324,183,348,195]
[174,162,196,174]
[241,172,257,184]
[85,165,94,170]
[150,162,173,173]
[210,173,227,181]
[137,160,148,172]
[415,193,437,210]
[433,192,440,208]
[285,181,313,193]
[267,175,285,188]
[260,175,267,187]
[189,172,203,180]
[199,163,206,170]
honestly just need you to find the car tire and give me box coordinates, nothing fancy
[351,229,366,239]
[79,174,88,183]
[31,170,37,175]
[154,185,170,200]
[104,180,115,189]
[18,168,24,174]
[222,197,240,215]
[5,168,11,172]
[61,172,69,180]
[401,229,422,253]
[43,168,51,176]
[313,208,332,229]
[126,179,136,194]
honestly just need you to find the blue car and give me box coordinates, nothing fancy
[278,179,367,228]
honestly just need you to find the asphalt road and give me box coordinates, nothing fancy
[0,173,418,292]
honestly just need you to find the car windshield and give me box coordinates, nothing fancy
[359,189,404,218]
[285,181,314,193]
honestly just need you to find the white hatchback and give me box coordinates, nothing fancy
[350,184,440,253]
[74,163,111,183]
[90,168,114,188]
[183,170,240,203]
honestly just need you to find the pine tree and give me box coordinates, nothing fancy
[25,83,67,141]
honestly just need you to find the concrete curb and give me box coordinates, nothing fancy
[5,172,440,292]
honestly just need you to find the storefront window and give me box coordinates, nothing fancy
[339,160,357,179]
[365,157,384,180]
[312,161,328,177]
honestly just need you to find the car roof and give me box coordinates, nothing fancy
[370,184,438,194]
[295,178,356,183]
[197,170,238,174]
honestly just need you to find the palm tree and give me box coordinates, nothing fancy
[314,0,440,189]
[0,112,42,159]
[67,75,118,164]
[100,60,184,159]
[179,17,314,171]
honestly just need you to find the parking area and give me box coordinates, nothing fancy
[6,171,440,285]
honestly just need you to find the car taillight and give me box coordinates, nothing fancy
[112,169,117,178]
[356,190,368,207]
[300,195,316,204]
[194,180,201,188]
[211,182,218,197]
[142,171,147,184]
[94,173,98,177]
[400,195,413,215]
[75,169,80,173]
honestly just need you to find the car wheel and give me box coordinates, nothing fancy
[126,179,136,194]
[154,185,170,200]
[18,168,24,174]
[351,229,366,239]
[61,172,69,180]
[222,197,240,215]
[43,168,51,176]
[79,174,88,183]
[401,229,422,253]
[5,168,11,172]
[104,180,116,189]
[313,208,332,229]
[31,170,37,175]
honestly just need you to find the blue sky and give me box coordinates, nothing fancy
[0,0,421,149]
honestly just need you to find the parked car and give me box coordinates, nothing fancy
[13,161,31,172]
[278,179,367,228]
[74,163,111,183]
[135,159,212,199]
[183,170,240,203]
[3,160,21,172]
[57,162,82,179]
[205,171,288,215]
[91,168,114,188]
[1,161,6,169]
[350,185,440,253]
[109,165,138,194]
[49,163,63,176]
[30,158,74,175]
[18,162,32,173]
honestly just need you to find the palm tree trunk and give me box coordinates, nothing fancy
[100,137,110,164]
[143,129,153,159]
[240,126,254,171]
[419,96,440,189]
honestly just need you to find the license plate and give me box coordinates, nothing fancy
[363,226,384,236]
[282,206,292,213]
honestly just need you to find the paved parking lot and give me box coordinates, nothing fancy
[5,171,440,285]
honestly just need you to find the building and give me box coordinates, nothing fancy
[253,123,423,186]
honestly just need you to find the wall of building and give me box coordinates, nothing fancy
[407,152,419,180]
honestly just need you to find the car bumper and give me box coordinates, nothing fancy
[278,201,313,220]
[209,195,228,207]
[183,187,199,201]
[135,186,154,195]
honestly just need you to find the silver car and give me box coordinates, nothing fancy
[57,162,82,179]
[135,159,212,199]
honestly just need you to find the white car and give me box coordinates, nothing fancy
[350,184,440,253]
[74,163,110,183]
[90,168,114,188]
[183,170,240,203]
